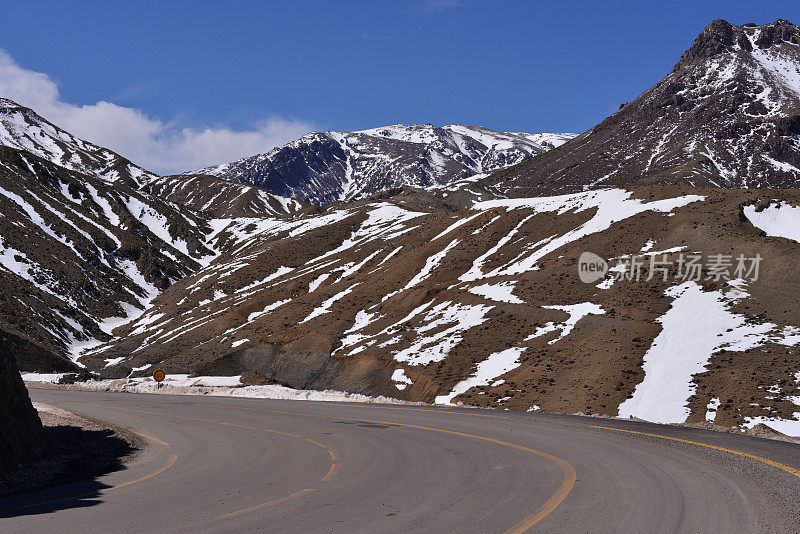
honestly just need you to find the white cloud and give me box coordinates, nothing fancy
[0,50,314,174]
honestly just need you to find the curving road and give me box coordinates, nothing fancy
[2,389,799,533]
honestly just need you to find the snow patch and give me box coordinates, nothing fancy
[248,299,291,322]
[526,303,605,344]
[743,202,800,243]
[391,368,413,390]
[618,282,797,424]
[467,281,523,304]
[435,347,525,405]
[705,397,721,422]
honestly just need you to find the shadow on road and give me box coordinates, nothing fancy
[0,425,137,517]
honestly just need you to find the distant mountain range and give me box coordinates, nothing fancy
[191,125,574,205]
[4,19,800,434]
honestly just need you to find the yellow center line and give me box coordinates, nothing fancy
[219,422,256,430]
[215,488,315,519]
[322,463,340,482]
[264,429,302,439]
[591,426,800,480]
[130,430,170,447]
[305,439,339,460]
[176,415,213,422]
[300,402,510,420]
[105,454,178,491]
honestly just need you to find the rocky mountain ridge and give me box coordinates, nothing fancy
[0,98,154,187]
[486,19,800,195]
[0,143,221,371]
[143,174,308,219]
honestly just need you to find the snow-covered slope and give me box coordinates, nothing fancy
[0,98,155,187]
[488,19,800,195]
[193,124,575,205]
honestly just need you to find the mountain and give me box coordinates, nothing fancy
[192,125,575,205]
[0,99,313,372]
[0,98,307,220]
[82,184,800,432]
[0,98,155,187]
[0,144,222,371]
[486,19,800,196]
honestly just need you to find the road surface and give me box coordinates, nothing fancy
[2,388,799,532]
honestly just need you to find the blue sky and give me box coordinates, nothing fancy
[1,0,798,173]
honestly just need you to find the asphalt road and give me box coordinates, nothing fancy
[2,389,799,533]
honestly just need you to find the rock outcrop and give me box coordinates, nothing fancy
[0,350,45,472]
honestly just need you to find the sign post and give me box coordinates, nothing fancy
[153,369,166,388]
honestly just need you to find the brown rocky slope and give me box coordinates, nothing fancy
[83,185,800,433]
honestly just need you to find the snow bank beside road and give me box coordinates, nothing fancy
[23,373,414,405]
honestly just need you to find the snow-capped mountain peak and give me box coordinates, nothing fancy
[192,123,576,205]
[0,98,155,186]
